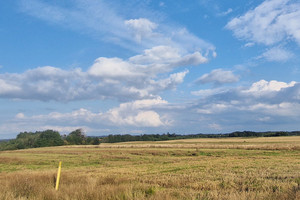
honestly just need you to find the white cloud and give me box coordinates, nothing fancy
[0,79,21,95]
[195,69,239,85]
[88,57,143,78]
[19,0,215,56]
[0,45,206,102]
[111,97,168,110]
[247,102,300,117]
[7,98,170,130]
[96,97,172,127]
[259,47,294,62]
[174,52,208,67]
[5,0,218,105]
[197,103,231,114]
[218,8,233,16]
[130,48,208,75]
[125,18,158,42]
[8,0,300,135]
[15,113,25,119]
[244,42,255,47]
[185,79,300,132]
[244,79,296,95]
[2,79,300,136]
[226,0,300,46]
[149,70,189,92]
[191,80,300,118]
[129,45,181,65]
[106,109,165,127]
[191,88,227,97]
[193,79,298,100]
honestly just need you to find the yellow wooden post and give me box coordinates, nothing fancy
[55,161,62,191]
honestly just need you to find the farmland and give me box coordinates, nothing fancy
[0,136,300,200]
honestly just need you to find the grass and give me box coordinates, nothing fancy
[0,136,299,199]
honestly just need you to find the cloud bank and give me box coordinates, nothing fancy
[0,45,207,102]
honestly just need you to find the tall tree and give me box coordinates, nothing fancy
[34,130,64,147]
[66,129,86,145]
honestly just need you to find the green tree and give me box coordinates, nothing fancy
[92,137,100,145]
[34,130,64,147]
[66,129,86,145]
[16,132,39,148]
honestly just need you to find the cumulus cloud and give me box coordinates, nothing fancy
[154,79,300,132]
[192,79,300,116]
[125,18,158,42]
[0,44,206,102]
[0,66,101,101]
[104,98,169,127]
[88,57,143,79]
[129,46,181,65]
[148,70,189,93]
[195,69,239,86]
[129,46,207,75]
[7,98,170,131]
[244,79,296,94]
[226,0,300,46]
[0,67,133,101]
[2,79,300,136]
[187,79,300,132]
[0,79,21,95]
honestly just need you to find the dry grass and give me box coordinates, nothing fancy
[97,136,300,150]
[0,136,300,199]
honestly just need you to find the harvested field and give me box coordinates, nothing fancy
[1,136,299,199]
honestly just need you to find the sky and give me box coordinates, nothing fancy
[1,0,300,138]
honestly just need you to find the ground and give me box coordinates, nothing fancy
[0,136,299,199]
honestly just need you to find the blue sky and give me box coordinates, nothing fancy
[1,0,300,138]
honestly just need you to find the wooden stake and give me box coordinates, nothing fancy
[55,161,62,191]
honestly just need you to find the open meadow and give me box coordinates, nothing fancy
[0,136,300,200]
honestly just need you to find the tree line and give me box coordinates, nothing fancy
[0,129,100,151]
[1,130,300,151]
[102,131,300,143]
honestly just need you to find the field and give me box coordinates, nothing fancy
[0,136,300,200]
